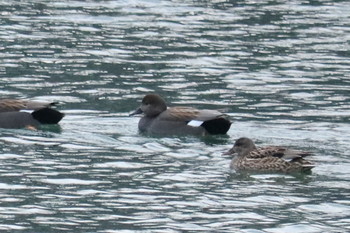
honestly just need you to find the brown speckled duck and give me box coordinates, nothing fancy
[130,94,231,136]
[0,99,64,129]
[225,137,314,173]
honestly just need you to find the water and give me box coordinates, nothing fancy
[0,0,350,232]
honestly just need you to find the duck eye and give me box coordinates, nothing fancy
[235,140,245,147]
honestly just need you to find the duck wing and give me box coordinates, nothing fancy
[243,156,314,172]
[162,107,200,121]
[164,107,228,121]
[0,99,56,113]
[248,146,312,160]
[163,107,231,134]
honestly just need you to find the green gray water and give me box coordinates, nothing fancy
[0,0,350,232]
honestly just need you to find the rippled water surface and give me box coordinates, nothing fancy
[1,0,350,232]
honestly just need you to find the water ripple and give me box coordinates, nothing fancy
[0,0,349,232]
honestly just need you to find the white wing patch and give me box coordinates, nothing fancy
[187,120,203,127]
[19,110,34,113]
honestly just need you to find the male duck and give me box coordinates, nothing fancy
[225,137,314,173]
[130,94,231,136]
[0,99,64,129]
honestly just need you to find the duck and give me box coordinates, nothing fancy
[0,99,64,129]
[224,137,314,173]
[130,94,231,136]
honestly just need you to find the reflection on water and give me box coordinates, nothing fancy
[0,0,350,232]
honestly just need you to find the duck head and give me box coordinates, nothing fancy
[224,137,257,157]
[130,94,167,117]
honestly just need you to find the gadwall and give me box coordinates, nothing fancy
[130,94,231,136]
[225,137,314,173]
[0,99,64,129]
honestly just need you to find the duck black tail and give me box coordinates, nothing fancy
[201,118,231,135]
[31,108,65,124]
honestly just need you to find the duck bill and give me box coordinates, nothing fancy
[129,107,143,116]
[222,147,236,156]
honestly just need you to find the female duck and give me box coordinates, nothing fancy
[225,137,314,173]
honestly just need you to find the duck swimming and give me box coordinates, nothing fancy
[130,94,231,136]
[225,137,314,173]
[0,99,64,129]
